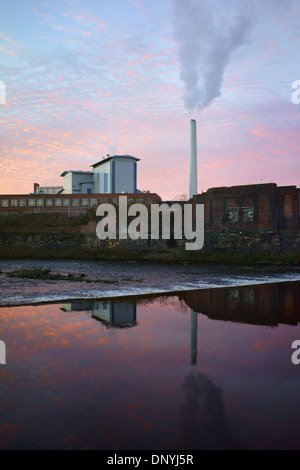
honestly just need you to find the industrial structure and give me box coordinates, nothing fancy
[0,192,160,216]
[60,155,139,195]
[61,301,137,328]
[187,118,299,232]
[0,120,299,255]
[195,183,300,232]
[33,184,63,195]
[189,119,198,199]
[1,182,298,232]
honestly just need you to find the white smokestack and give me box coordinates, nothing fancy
[189,119,198,199]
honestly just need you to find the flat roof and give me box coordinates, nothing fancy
[91,155,140,169]
[60,170,94,177]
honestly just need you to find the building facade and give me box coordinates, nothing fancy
[1,183,299,229]
[59,171,94,195]
[0,192,161,216]
[193,183,300,232]
[60,155,139,195]
[33,183,63,194]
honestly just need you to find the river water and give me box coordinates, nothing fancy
[0,260,300,450]
[0,259,299,306]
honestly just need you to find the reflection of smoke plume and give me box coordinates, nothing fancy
[173,0,295,113]
[179,370,242,450]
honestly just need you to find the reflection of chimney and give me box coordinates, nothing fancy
[189,119,198,199]
[190,309,198,365]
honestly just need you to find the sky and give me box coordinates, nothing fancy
[0,0,299,200]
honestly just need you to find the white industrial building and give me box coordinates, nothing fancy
[61,301,137,328]
[60,155,139,194]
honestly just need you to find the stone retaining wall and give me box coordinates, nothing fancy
[0,228,299,259]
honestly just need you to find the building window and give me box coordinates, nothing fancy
[28,199,36,207]
[227,207,239,222]
[82,199,89,207]
[55,199,62,207]
[242,288,254,303]
[72,199,80,207]
[37,199,44,207]
[90,199,98,207]
[1,200,9,207]
[11,199,18,207]
[19,199,27,207]
[227,289,240,302]
[63,199,70,207]
[46,199,53,207]
[87,188,92,195]
[242,207,254,222]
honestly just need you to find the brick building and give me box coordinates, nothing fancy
[0,192,161,216]
[1,182,299,231]
[193,183,300,232]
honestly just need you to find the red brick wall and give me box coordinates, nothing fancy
[0,193,161,216]
[194,183,299,232]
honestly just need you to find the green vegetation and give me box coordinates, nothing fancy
[0,245,298,267]
[0,210,97,229]
[6,269,118,283]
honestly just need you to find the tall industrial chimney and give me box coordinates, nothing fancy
[189,119,198,199]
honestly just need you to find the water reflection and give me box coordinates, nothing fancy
[179,370,242,450]
[190,310,198,365]
[1,281,299,449]
[181,281,300,327]
[61,281,300,366]
[60,300,239,448]
[61,301,137,328]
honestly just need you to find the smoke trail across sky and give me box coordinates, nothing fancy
[173,0,296,114]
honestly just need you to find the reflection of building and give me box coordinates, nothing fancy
[91,301,137,327]
[61,281,300,365]
[186,281,300,365]
[61,300,137,328]
[182,281,300,328]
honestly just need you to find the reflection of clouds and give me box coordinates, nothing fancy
[179,370,243,450]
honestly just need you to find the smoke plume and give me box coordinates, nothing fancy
[173,0,255,113]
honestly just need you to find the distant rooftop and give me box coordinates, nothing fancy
[60,170,93,177]
[91,155,140,169]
